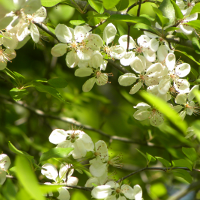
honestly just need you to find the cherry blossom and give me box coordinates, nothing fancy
[0,154,11,185]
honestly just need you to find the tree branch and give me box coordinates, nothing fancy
[117,167,200,183]
[108,60,130,74]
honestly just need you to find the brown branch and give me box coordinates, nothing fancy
[117,167,200,183]
[108,60,130,74]
[137,0,142,17]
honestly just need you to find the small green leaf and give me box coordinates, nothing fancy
[135,148,148,163]
[173,169,192,183]
[41,0,64,7]
[140,91,187,133]
[103,0,120,10]
[152,7,169,27]
[109,14,151,26]
[115,0,129,11]
[192,37,200,54]
[69,20,85,26]
[193,90,200,105]
[93,13,110,19]
[10,88,28,101]
[146,153,156,163]
[170,0,184,19]
[182,147,197,163]
[88,0,104,14]
[158,0,175,25]
[165,27,180,32]
[40,147,74,161]
[15,156,45,200]
[187,20,200,30]
[190,3,200,15]
[156,157,171,167]
[2,179,17,200]
[172,159,193,171]
[133,23,159,35]
[33,82,65,102]
[48,78,68,88]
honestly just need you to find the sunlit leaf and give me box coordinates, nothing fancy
[152,7,169,27]
[41,0,64,7]
[173,169,192,183]
[170,0,183,19]
[172,159,192,171]
[190,3,200,15]
[156,157,171,167]
[182,147,197,163]
[103,0,120,10]
[88,0,104,14]
[10,88,28,101]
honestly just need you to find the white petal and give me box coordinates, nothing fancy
[149,38,159,52]
[158,78,171,94]
[188,85,199,101]
[17,23,30,41]
[137,35,150,48]
[100,60,108,71]
[66,50,79,68]
[23,0,41,14]
[89,158,108,177]
[175,63,190,77]
[95,140,109,162]
[174,79,190,93]
[66,176,79,186]
[179,24,193,35]
[96,73,108,86]
[49,129,67,144]
[77,48,93,61]
[134,102,151,110]
[130,57,145,73]
[85,177,100,187]
[133,185,143,200]
[143,48,156,62]
[89,51,103,68]
[187,101,195,115]
[121,184,134,199]
[149,111,164,126]
[2,31,18,49]
[33,7,46,23]
[0,154,11,170]
[118,35,136,50]
[30,23,39,43]
[0,61,7,70]
[59,164,70,181]
[144,31,158,38]
[57,187,70,200]
[75,67,93,77]
[157,45,168,61]
[146,63,167,78]
[74,25,90,43]
[166,53,176,71]
[106,181,118,189]
[82,77,96,92]
[129,82,143,94]
[87,34,103,51]
[175,93,187,105]
[133,110,151,121]
[103,23,117,45]
[110,45,125,60]
[55,24,73,43]
[41,164,58,181]
[120,51,135,66]
[77,131,94,152]
[51,43,68,57]
[118,73,137,86]
[91,185,112,199]
[78,60,88,68]
[0,169,6,185]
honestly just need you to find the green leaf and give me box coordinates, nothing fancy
[165,27,180,32]
[135,148,147,160]
[69,20,85,25]
[41,0,64,7]
[187,20,200,30]
[2,179,17,200]
[193,90,200,105]
[10,88,28,101]
[182,147,197,163]
[192,37,200,54]
[156,157,171,167]
[152,7,169,27]
[172,159,192,171]
[93,13,110,19]
[190,3,200,15]
[103,0,120,10]
[192,120,200,141]
[115,0,129,11]
[170,0,184,19]
[140,91,187,133]
[109,14,151,26]
[40,147,74,161]
[158,0,175,25]
[8,141,34,160]
[48,78,68,88]
[133,23,159,35]
[173,169,192,183]
[33,82,65,102]
[146,153,156,163]
[175,49,200,65]
[88,0,104,14]
[15,156,45,200]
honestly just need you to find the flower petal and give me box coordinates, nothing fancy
[49,129,67,144]
[118,73,137,86]
[103,23,117,45]
[75,67,93,77]
[41,163,58,181]
[82,77,96,92]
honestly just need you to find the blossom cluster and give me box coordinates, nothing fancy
[0,154,11,185]
[0,0,199,127]
[40,129,143,200]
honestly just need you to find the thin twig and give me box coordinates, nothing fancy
[108,60,130,74]
[137,0,142,17]
[117,167,200,183]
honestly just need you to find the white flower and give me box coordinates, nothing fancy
[52,24,103,68]
[0,154,11,185]
[133,102,164,126]
[49,129,94,159]
[175,85,200,118]
[91,181,143,200]
[158,53,191,94]
[103,23,117,45]
[0,46,16,70]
